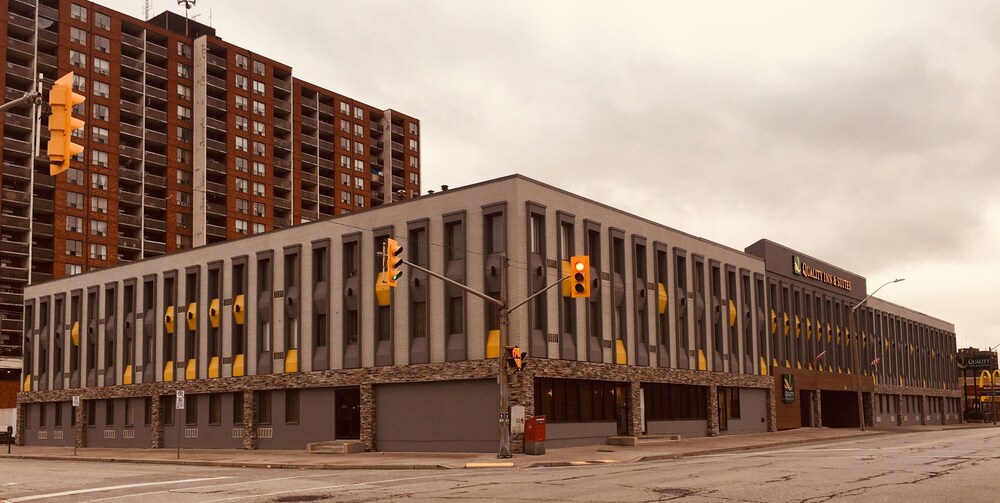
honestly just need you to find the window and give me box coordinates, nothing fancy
[70,50,86,69]
[91,150,108,167]
[67,192,84,209]
[252,80,266,96]
[235,116,248,131]
[409,122,419,135]
[93,81,110,98]
[354,142,364,155]
[256,391,272,425]
[185,396,198,426]
[70,27,87,45]
[340,138,351,150]
[66,264,82,276]
[66,215,83,233]
[252,182,265,196]
[641,383,710,421]
[92,126,109,143]
[91,173,108,190]
[93,58,110,75]
[66,239,83,257]
[355,194,365,207]
[175,213,191,229]
[71,4,87,22]
[177,126,192,143]
[340,119,350,132]
[91,196,108,214]
[67,168,84,185]
[340,190,350,204]
[176,170,192,186]
[354,159,365,172]
[90,243,107,260]
[235,54,248,69]
[235,74,248,90]
[92,104,109,121]
[253,202,266,217]
[235,199,248,214]
[235,178,248,193]
[209,394,221,425]
[176,191,191,207]
[178,41,192,58]
[285,390,300,424]
[252,161,266,176]
[253,100,266,116]
[236,157,248,173]
[94,35,110,53]
[253,121,266,136]
[252,60,265,75]
[340,173,351,186]
[235,219,248,235]
[353,106,363,119]
[177,105,192,121]
[253,223,265,235]
[354,177,364,190]
[409,172,419,185]
[409,156,419,169]
[235,95,248,111]
[235,136,248,152]
[176,235,192,249]
[353,124,364,136]
[340,155,350,169]
[534,378,629,423]
[91,220,107,237]
[177,63,191,79]
[253,141,265,156]
[177,84,192,100]
[176,148,191,164]
[94,11,110,29]
[409,139,419,151]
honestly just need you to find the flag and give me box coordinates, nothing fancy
[871,356,880,366]
[811,350,827,366]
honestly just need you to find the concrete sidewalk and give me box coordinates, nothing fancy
[0,423,992,470]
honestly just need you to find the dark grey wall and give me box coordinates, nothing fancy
[375,379,496,452]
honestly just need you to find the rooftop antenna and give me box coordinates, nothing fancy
[143,0,152,20]
[177,0,196,37]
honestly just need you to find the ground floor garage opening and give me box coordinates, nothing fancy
[821,390,860,428]
[374,378,497,452]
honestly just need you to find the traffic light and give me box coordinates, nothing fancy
[506,345,527,371]
[385,238,404,287]
[47,72,86,176]
[569,255,590,298]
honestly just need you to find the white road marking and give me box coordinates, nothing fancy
[7,477,233,502]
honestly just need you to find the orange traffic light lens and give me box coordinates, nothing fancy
[574,261,585,272]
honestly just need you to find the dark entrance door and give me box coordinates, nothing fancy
[799,390,812,427]
[615,383,629,435]
[718,388,729,432]
[335,387,361,439]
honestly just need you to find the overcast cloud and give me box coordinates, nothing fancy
[103,0,1000,348]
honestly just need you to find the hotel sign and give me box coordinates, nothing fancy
[782,374,795,404]
[793,256,853,292]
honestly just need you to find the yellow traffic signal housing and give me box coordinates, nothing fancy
[385,238,404,288]
[507,345,527,371]
[47,72,86,176]
[569,255,590,298]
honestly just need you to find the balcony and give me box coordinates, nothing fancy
[207,138,227,153]
[118,213,141,228]
[118,236,141,250]
[146,108,168,124]
[147,130,168,146]
[370,121,384,135]
[318,103,334,117]
[145,152,168,167]
[145,173,166,187]
[0,240,29,256]
[0,265,28,282]
[121,32,142,50]
[6,38,33,60]
[121,56,142,72]
[207,117,226,131]
[31,221,53,237]
[274,217,290,228]
[119,191,142,205]
[274,158,291,171]
[206,181,227,195]
[274,79,291,94]
[300,171,317,185]
[2,164,30,181]
[274,196,291,210]
[6,12,34,34]
[274,118,292,132]
[120,123,143,139]
[391,124,404,138]
[34,173,54,189]
[206,224,227,239]
[37,27,58,48]
[1,214,29,231]
[206,96,227,112]
[145,240,166,254]
[146,85,168,102]
[274,178,292,190]
[300,153,317,167]
[145,218,166,232]
[318,194,335,207]
[145,41,168,59]
[206,202,226,215]
[207,52,226,69]
[120,167,143,183]
[207,74,226,91]
[207,159,227,174]
[371,172,385,185]
[37,53,57,73]
[302,191,317,203]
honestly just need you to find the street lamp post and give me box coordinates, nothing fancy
[851,278,905,432]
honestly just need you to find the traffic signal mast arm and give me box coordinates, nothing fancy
[379,252,504,307]
[507,274,572,313]
[0,90,42,113]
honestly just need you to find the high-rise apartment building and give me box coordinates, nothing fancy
[0,1,422,368]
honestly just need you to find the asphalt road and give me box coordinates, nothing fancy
[2,428,999,502]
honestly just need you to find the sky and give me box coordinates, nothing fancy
[101,1,999,350]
